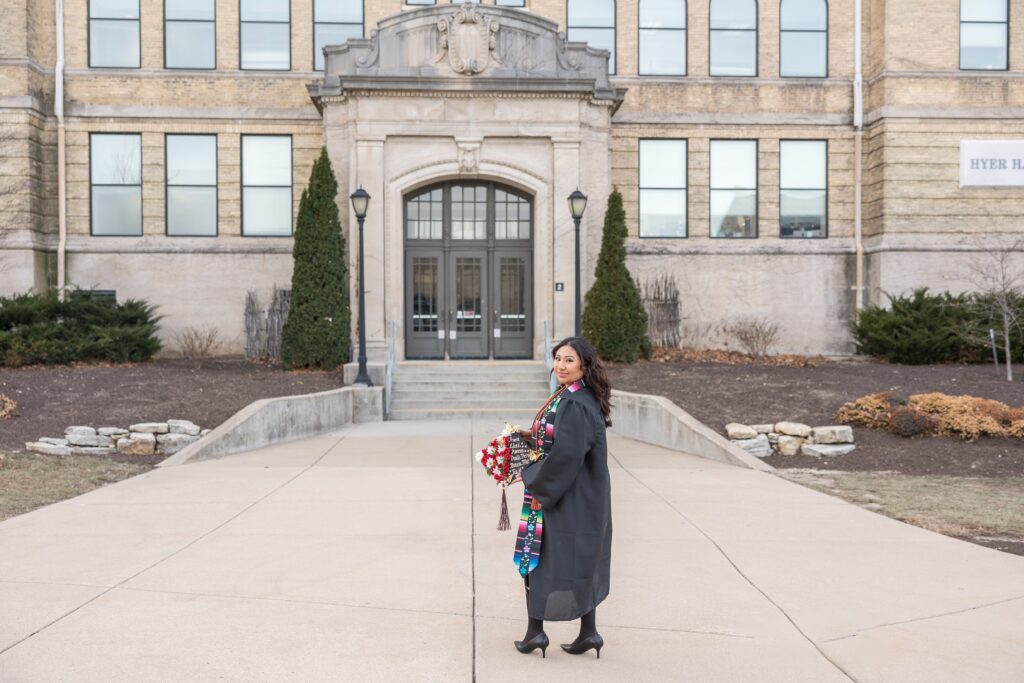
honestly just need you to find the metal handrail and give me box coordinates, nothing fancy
[543,320,556,393]
[385,320,396,416]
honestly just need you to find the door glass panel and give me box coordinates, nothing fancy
[456,257,482,332]
[407,188,442,240]
[495,189,531,240]
[451,185,487,240]
[499,257,526,333]
[412,257,439,332]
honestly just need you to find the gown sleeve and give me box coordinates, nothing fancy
[521,398,595,509]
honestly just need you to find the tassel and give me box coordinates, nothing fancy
[497,488,511,531]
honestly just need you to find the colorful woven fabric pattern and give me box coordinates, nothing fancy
[513,491,543,577]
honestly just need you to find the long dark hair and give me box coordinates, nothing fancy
[552,336,612,427]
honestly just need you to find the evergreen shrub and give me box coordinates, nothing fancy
[0,290,161,367]
[852,288,973,364]
[581,189,651,363]
[280,148,351,370]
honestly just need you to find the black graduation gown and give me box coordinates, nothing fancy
[521,387,612,621]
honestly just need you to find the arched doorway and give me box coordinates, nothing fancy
[404,181,533,359]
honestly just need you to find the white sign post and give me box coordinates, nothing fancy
[960,140,1024,187]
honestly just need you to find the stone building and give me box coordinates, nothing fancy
[1,0,1023,359]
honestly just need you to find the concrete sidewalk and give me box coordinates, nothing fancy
[1,420,1023,682]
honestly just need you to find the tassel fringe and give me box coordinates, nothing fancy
[497,488,511,531]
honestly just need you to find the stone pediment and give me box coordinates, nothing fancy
[309,3,624,106]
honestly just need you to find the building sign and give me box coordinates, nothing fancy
[960,140,1024,187]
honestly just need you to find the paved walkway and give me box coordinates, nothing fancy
[2,420,1023,682]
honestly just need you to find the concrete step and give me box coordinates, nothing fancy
[394,371,548,382]
[390,389,548,403]
[391,397,542,410]
[387,408,538,422]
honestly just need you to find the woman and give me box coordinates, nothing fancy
[512,336,613,659]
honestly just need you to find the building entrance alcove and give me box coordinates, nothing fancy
[405,181,533,360]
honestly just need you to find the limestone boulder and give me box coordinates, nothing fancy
[752,424,775,434]
[117,433,156,455]
[811,426,854,444]
[777,435,805,456]
[156,433,199,454]
[98,427,129,438]
[67,432,114,447]
[775,421,812,438]
[26,441,72,456]
[767,432,780,445]
[167,419,201,436]
[802,443,856,458]
[200,429,212,437]
[65,426,97,437]
[39,437,69,446]
[129,422,169,434]
[725,423,758,440]
[733,434,772,458]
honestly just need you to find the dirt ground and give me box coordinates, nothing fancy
[608,358,1024,477]
[0,358,346,455]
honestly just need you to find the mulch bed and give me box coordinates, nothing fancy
[0,359,345,463]
[608,358,1024,478]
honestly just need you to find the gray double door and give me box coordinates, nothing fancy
[404,182,533,360]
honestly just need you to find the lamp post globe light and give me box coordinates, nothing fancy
[350,187,372,386]
[567,189,587,337]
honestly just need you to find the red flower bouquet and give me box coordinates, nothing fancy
[476,423,533,530]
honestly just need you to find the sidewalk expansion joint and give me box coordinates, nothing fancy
[474,614,754,640]
[608,448,858,682]
[0,432,350,658]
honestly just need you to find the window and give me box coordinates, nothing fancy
[166,135,217,236]
[240,0,290,70]
[780,140,826,238]
[780,0,826,77]
[709,0,756,76]
[90,133,142,236]
[961,0,1008,70]
[406,187,443,240]
[568,0,616,75]
[495,0,525,5]
[242,136,292,236]
[89,0,140,68]
[495,188,531,240]
[165,0,216,69]
[314,0,362,71]
[405,1,435,5]
[710,140,757,238]
[640,0,686,75]
[639,140,687,237]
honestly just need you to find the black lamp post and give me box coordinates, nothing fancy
[350,186,372,386]
[567,188,588,337]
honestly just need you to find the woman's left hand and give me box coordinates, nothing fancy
[510,473,523,485]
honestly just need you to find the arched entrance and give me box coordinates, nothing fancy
[404,181,533,359]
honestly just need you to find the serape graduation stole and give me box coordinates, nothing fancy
[514,379,586,576]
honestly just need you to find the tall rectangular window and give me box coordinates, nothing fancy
[961,0,1008,70]
[495,0,525,6]
[89,0,140,68]
[639,139,687,237]
[165,0,216,69]
[780,0,827,77]
[568,0,616,75]
[240,0,290,70]
[90,133,142,236]
[710,140,757,238]
[780,140,826,238]
[314,0,362,71]
[242,136,292,236]
[640,0,686,76]
[166,135,217,236]
[709,0,757,76]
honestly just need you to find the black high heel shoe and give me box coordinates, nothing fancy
[560,633,604,658]
[514,632,549,657]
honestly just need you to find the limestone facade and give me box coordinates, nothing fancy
[1,0,1023,357]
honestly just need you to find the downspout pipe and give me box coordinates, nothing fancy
[55,0,67,299]
[853,0,865,311]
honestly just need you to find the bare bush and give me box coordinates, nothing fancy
[718,316,782,358]
[0,393,16,420]
[174,326,222,363]
[639,275,681,347]
[244,287,291,362]
[958,235,1024,381]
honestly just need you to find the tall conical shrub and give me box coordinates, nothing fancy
[281,148,351,369]
[581,189,651,362]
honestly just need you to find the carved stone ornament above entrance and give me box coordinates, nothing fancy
[436,4,501,76]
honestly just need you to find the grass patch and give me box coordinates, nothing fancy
[779,469,1024,549]
[0,451,152,522]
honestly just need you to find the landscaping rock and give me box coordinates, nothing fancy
[39,437,69,446]
[767,432,780,445]
[129,422,169,434]
[117,433,156,455]
[67,432,114,447]
[156,433,199,454]
[802,443,856,458]
[777,435,805,456]
[752,424,774,434]
[726,422,758,440]
[200,429,212,437]
[167,419,201,436]
[26,441,72,456]
[69,446,118,456]
[775,421,812,438]
[65,426,97,437]
[733,434,772,458]
[98,427,129,438]
[811,425,854,444]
